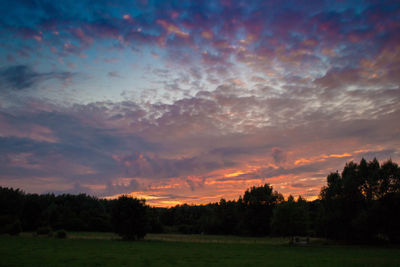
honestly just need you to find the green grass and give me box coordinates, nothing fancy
[145,233,311,245]
[1,233,399,266]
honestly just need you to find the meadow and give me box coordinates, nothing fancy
[1,233,400,266]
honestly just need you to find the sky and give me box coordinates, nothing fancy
[0,0,399,206]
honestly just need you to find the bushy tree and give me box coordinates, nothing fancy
[240,184,283,236]
[111,196,148,240]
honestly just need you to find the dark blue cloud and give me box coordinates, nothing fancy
[0,65,74,90]
[0,0,396,78]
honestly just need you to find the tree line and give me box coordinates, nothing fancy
[0,158,399,243]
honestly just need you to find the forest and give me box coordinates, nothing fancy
[1,158,399,243]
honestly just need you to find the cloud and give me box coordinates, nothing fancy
[0,108,156,189]
[0,65,74,91]
[0,65,43,90]
[271,148,286,164]
[103,179,139,196]
[0,85,399,201]
[1,0,400,204]
[108,71,122,78]
[112,152,228,179]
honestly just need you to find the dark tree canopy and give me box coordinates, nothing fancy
[0,188,112,234]
[271,196,309,237]
[111,196,148,240]
[239,184,283,236]
[243,184,284,206]
[319,158,400,243]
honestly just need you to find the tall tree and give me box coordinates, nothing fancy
[111,196,148,240]
[240,184,283,236]
[319,158,400,243]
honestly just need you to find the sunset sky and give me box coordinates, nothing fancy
[0,0,399,206]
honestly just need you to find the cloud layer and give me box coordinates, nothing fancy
[0,0,399,206]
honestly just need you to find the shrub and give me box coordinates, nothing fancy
[56,230,67,239]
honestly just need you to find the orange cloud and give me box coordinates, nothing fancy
[301,39,318,46]
[122,14,132,20]
[224,170,245,178]
[322,153,352,159]
[295,152,352,166]
[33,35,42,42]
[354,149,370,154]
[201,30,213,40]
[157,19,189,38]
[294,158,311,166]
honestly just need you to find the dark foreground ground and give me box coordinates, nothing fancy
[0,233,399,266]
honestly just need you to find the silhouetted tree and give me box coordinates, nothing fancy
[240,184,283,236]
[111,196,148,240]
[319,158,400,243]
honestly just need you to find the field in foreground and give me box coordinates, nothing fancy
[1,233,400,266]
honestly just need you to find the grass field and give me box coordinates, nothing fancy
[1,233,400,266]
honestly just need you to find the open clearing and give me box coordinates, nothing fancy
[1,233,399,266]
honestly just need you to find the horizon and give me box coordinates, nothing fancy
[0,0,399,207]
[2,156,395,208]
